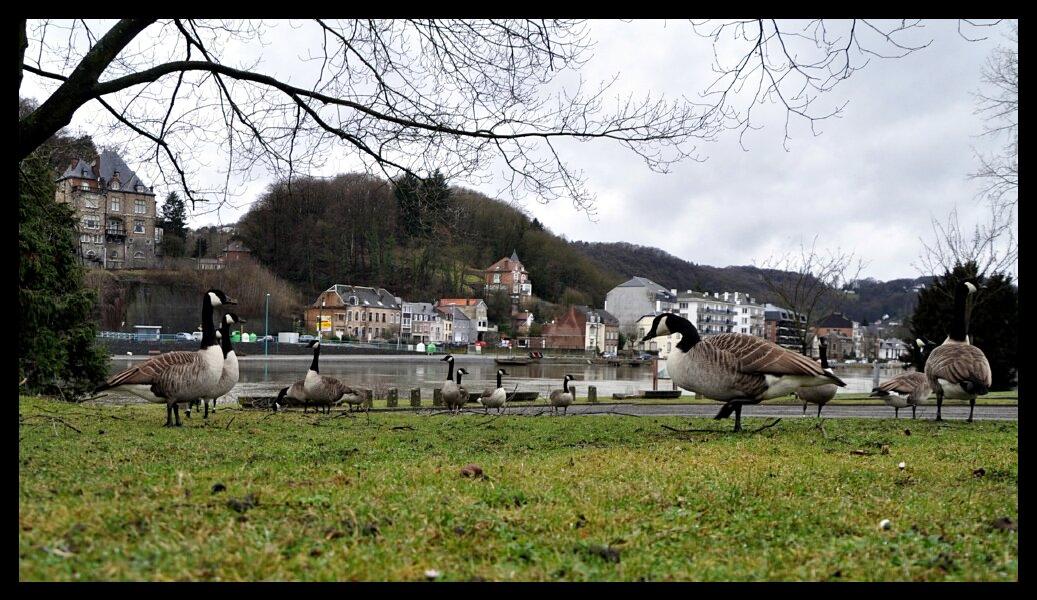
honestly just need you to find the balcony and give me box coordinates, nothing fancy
[105,226,127,242]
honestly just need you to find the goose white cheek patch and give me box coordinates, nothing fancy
[208,292,221,306]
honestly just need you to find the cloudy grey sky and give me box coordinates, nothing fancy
[22,19,1016,281]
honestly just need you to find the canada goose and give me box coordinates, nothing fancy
[924,281,992,422]
[96,289,236,427]
[479,369,508,414]
[549,374,575,415]
[275,381,307,412]
[187,312,246,419]
[302,339,360,414]
[443,366,470,413]
[793,338,839,418]
[440,354,460,413]
[870,339,935,419]
[642,313,846,432]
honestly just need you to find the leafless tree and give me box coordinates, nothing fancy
[755,236,865,355]
[915,203,1018,306]
[689,19,1004,150]
[969,21,1017,210]
[19,19,723,217]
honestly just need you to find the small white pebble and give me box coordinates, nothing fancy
[424,569,440,580]
[880,519,892,530]
[898,462,906,470]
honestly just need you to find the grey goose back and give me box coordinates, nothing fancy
[187,312,246,419]
[793,338,839,418]
[642,313,845,431]
[870,339,935,419]
[95,289,236,427]
[480,369,508,414]
[924,281,992,422]
[549,374,575,415]
[303,340,361,414]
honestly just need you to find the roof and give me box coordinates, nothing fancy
[403,302,436,314]
[617,276,665,290]
[222,240,251,253]
[450,307,471,321]
[56,149,155,195]
[817,312,855,329]
[320,284,401,309]
[438,298,486,307]
[486,254,526,272]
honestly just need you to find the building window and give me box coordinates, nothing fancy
[110,250,119,259]
[83,195,99,209]
[85,250,96,259]
[349,296,358,306]
[133,219,145,234]
[493,273,501,283]
[111,198,121,212]
[83,216,100,230]
[134,200,146,214]
[155,228,163,243]
[111,180,121,190]
[133,251,145,260]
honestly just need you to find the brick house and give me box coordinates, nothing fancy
[484,250,532,299]
[307,285,402,341]
[541,306,587,350]
[55,149,162,269]
[220,240,252,263]
[814,312,863,358]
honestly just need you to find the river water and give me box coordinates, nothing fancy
[101,355,906,405]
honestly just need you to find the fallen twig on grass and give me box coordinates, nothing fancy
[19,378,27,387]
[661,418,782,435]
[76,393,109,403]
[224,417,235,430]
[20,414,83,434]
[390,425,415,431]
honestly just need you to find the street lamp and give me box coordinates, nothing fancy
[264,293,270,357]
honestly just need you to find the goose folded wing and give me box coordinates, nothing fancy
[705,334,826,377]
[104,351,200,387]
[875,372,927,394]
[928,346,992,386]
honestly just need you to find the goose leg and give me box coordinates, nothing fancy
[173,403,182,427]
[802,402,807,415]
[968,398,975,423]
[895,406,900,419]
[817,404,823,419]
[935,389,943,422]
[912,405,916,420]
[165,403,174,427]
[204,399,210,419]
[185,401,192,419]
[733,403,743,433]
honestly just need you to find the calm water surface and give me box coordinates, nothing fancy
[102,354,905,405]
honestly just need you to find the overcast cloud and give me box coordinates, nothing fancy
[22,19,1017,281]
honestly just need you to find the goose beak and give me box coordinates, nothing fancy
[224,297,238,305]
[238,318,248,324]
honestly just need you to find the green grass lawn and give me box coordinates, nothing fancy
[19,395,1017,581]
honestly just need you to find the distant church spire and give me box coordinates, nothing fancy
[510,249,520,262]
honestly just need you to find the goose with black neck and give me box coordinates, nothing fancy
[641,312,845,432]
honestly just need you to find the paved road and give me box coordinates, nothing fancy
[473,403,1019,421]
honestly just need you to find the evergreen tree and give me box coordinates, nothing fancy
[159,191,188,238]
[193,237,209,259]
[905,261,1017,390]
[19,151,109,398]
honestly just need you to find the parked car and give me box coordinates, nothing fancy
[298,335,317,343]
[175,332,195,341]
[257,335,275,342]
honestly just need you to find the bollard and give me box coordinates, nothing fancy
[588,385,598,404]
[410,388,421,407]
[387,388,398,408]
[433,388,443,407]
[363,389,373,409]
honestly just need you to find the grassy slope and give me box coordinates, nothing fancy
[19,396,1017,581]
